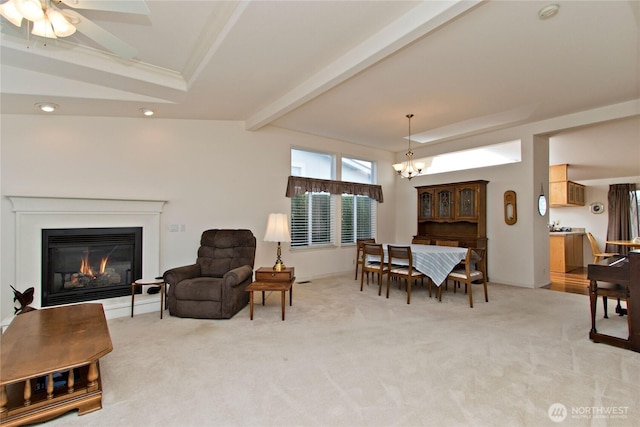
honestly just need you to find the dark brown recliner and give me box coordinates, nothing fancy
[163,229,256,319]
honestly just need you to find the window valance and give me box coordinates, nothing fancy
[286,176,383,203]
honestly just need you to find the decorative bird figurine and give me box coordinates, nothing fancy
[10,285,35,314]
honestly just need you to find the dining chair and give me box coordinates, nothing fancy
[435,240,459,247]
[354,238,376,280]
[586,232,618,263]
[359,243,388,296]
[446,247,487,308]
[386,245,426,304]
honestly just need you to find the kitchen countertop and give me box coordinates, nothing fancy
[549,231,585,235]
[549,227,585,235]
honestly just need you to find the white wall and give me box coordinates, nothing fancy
[0,115,396,319]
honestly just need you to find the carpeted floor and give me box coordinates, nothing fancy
[43,274,639,427]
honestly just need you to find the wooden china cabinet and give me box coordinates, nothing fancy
[413,180,488,251]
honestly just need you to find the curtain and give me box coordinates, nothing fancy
[285,176,384,203]
[606,183,636,255]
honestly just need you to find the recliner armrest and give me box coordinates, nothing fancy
[163,264,201,285]
[223,265,253,288]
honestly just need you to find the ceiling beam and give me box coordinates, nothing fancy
[245,0,484,131]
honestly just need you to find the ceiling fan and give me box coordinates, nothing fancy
[0,0,149,59]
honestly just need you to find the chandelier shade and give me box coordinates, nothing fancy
[393,113,425,180]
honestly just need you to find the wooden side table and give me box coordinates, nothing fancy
[246,267,295,320]
[131,278,165,319]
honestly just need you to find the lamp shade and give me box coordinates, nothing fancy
[264,213,290,243]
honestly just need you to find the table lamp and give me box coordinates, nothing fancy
[264,213,291,271]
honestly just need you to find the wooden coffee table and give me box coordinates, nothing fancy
[0,303,113,426]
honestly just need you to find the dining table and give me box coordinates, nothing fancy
[606,240,640,249]
[371,244,468,287]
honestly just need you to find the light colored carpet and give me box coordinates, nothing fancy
[44,274,639,427]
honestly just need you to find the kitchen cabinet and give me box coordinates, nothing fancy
[414,180,487,249]
[550,232,584,272]
[549,164,586,207]
[550,181,585,206]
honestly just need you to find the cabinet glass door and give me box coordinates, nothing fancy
[437,189,454,219]
[456,186,477,219]
[419,190,434,219]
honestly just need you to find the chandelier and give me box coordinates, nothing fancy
[0,0,77,39]
[393,113,425,180]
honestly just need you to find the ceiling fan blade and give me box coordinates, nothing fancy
[59,0,150,15]
[63,9,138,59]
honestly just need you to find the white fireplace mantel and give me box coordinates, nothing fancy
[8,196,166,318]
[9,196,167,214]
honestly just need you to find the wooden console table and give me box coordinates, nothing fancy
[0,303,113,426]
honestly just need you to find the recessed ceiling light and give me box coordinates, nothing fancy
[35,103,58,113]
[139,108,154,117]
[538,4,560,20]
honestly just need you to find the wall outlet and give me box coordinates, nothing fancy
[169,224,179,232]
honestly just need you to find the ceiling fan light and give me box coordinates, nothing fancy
[47,8,76,37]
[14,0,43,21]
[31,17,57,39]
[0,0,24,27]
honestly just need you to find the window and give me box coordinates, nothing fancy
[289,150,378,248]
[290,149,335,248]
[341,157,376,244]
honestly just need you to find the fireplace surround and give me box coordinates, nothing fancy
[8,196,165,318]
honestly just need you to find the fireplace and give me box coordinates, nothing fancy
[41,227,143,307]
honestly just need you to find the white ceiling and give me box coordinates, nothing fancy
[1,0,639,154]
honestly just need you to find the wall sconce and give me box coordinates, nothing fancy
[504,190,517,225]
